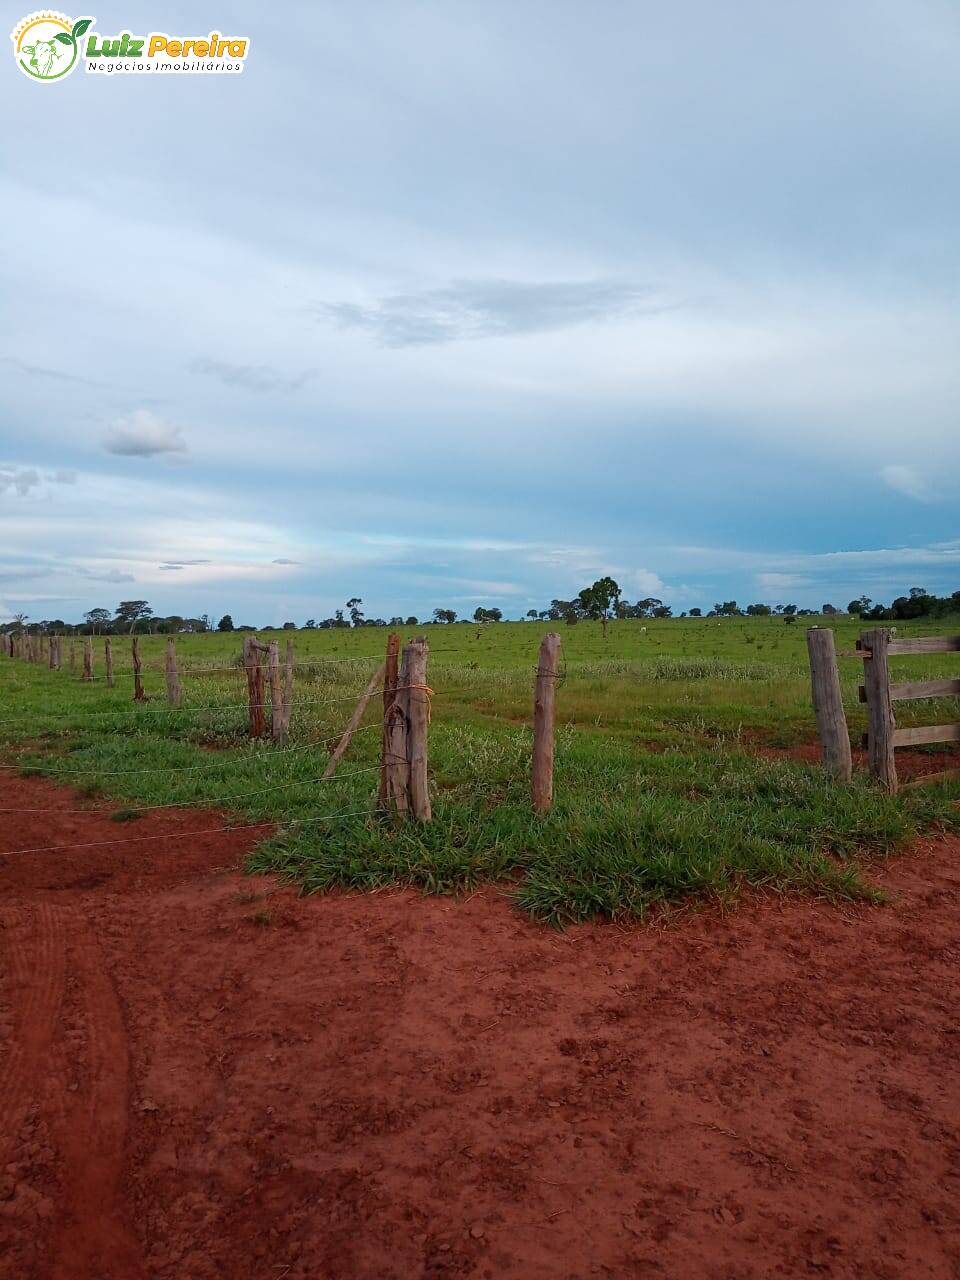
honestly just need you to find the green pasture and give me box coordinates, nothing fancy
[2,616,958,924]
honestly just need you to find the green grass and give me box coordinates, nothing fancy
[2,616,959,925]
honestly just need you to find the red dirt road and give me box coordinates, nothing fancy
[1,773,958,1279]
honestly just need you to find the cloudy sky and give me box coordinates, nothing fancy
[2,0,958,623]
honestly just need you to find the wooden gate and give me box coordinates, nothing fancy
[858,628,960,793]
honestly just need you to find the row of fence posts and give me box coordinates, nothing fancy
[1,626,566,824]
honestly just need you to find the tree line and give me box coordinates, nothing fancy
[3,582,958,637]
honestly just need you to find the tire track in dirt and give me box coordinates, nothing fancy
[48,911,143,1280]
[0,903,66,1165]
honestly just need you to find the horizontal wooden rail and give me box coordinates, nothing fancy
[859,677,960,703]
[891,677,960,701]
[887,636,960,655]
[891,724,960,748]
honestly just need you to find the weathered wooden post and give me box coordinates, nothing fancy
[383,640,409,819]
[405,637,431,822]
[532,632,561,813]
[281,639,294,740]
[806,628,852,782]
[243,637,267,737]
[861,628,897,793]
[53,635,62,670]
[104,638,114,688]
[268,641,284,743]
[131,635,146,702]
[165,637,182,707]
[379,633,401,810]
[82,636,94,681]
[69,639,76,674]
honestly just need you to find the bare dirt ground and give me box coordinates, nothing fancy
[1,771,959,1280]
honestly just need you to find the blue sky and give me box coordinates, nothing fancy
[2,0,958,623]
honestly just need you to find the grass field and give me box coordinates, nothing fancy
[2,616,959,924]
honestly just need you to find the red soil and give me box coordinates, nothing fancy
[758,741,960,782]
[1,772,959,1279]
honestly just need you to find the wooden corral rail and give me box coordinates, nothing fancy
[857,628,960,793]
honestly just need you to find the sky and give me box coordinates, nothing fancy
[2,0,959,624]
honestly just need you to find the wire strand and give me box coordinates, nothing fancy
[0,805,380,858]
[0,683,438,727]
[0,763,385,814]
[0,719,388,777]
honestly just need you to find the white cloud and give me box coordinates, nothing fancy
[0,466,41,496]
[623,568,665,597]
[880,464,935,503]
[756,572,807,591]
[103,410,188,458]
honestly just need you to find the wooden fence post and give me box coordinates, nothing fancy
[861,628,897,793]
[82,636,94,681]
[104,638,114,688]
[532,632,561,813]
[244,637,267,737]
[165,637,182,707]
[268,641,284,743]
[406,637,431,822]
[379,633,401,810]
[806,628,852,782]
[383,642,410,820]
[69,639,75,674]
[132,636,146,702]
[281,639,295,740]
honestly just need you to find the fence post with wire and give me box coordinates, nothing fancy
[406,637,431,822]
[532,631,561,814]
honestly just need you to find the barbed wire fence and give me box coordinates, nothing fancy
[0,627,567,856]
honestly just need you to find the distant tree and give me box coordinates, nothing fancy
[345,597,364,627]
[745,603,772,616]
[714,601,741,617]
[473,606,503,623]
[782,604,798,616]
[848,596,871,616]
[689,607,702,617]
[115,600,152,634]
[577,577,622,636]
[652,605,672,618]
[282,621,296,630]
[634,597,663,618]
[822,603,838,615]
[84,607,111,634]
[304,618,316,629]
[12,612,28,633]
[405,616,418,626]
[433,608,457,624]
[526,609,538,620]
[217,614,234,632]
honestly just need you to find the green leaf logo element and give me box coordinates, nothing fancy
[54,31,73,44]
[72,17,92,38]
